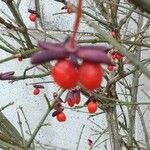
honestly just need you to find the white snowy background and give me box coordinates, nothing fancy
[0,0,150,150]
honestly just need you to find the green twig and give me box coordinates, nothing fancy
[76,125,85,150]
[25,90,65,148]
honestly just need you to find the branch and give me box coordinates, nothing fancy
[0,16,22,31]
[25,90,65,148]
[2,0,34,49]
[81,16,150,79]
[137,106,150,149]
[131,0,150,14]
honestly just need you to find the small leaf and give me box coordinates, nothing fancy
[0,75,15,80]
[31,48,67,64]
[0,71,15,80]
[38,41,63,50]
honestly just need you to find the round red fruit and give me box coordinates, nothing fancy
[56,112,66,122]
[107,65,114,72]
[87,101,97,113]
[33,88,40,95]
[29,14,37,22]
[17,56,23,62]
[51,60,78,89]
[111,31,116,38]
[78,62,103,91]
[111,53,117,60]
[116,53,123,59]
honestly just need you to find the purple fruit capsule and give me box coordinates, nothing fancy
[0,71,15,80]
[65,91,74,102]
[0,75,15,80]
[76,46,112,64]
[72,89,81,104]
[31,42,68,64]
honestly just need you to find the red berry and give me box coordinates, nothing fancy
[17,56,23,62]
[116,53,123,59]
[111,53,117,60]
[56,112,66,122]
[67,99,74,107]
[87,101,97,113]
[51,60,78,89]
[33,88,40,95]
[112,52,123,60]
[78,62,103,91]
[111,31,116,38]
[29,14,37,22]
[107,65,114,72]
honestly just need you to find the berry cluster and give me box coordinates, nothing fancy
[52,91,98,123]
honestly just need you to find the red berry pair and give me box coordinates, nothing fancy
[51,60,103,91]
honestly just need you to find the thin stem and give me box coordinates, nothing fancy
[76,125,85,150]
[137,106,150,150]
[0,102,14,112]
[106,108,121,150]
[25,108,51,148]
[25,90,64,148]
[17,111,25,145]
[70,0,83,47]
[19,106,35,150]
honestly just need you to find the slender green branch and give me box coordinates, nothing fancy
[19,106,35,150]
[17,111,26,145]
[25,90,64,148]
[0,102,14,112]
[2,0,34,49]
[137,106,150,149]
[0,35,18,52]
[10,72,50,83]
[76,125,85,150]
[78,38,150,48]
[0,48,37,64]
